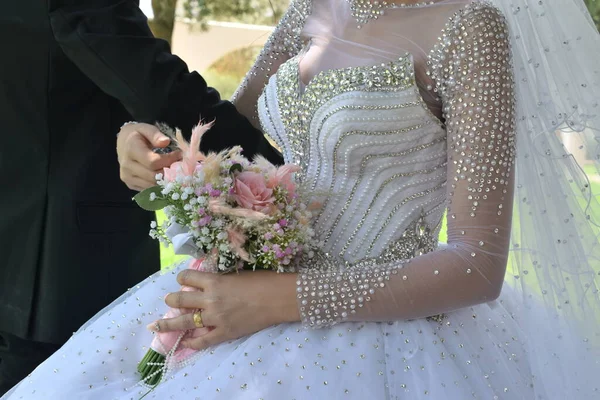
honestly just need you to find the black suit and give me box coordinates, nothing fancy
[0,0,280,393]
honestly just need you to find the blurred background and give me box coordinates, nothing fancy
[140,0,600,268]
[141,0,289,99]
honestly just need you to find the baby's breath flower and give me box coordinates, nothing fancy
[217,232,228,240]
[141,146,314,274]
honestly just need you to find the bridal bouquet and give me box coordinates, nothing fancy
[133,121,316,386]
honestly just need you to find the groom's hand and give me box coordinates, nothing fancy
[116,123,182,191]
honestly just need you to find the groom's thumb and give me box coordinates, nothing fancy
[137,124,170,147]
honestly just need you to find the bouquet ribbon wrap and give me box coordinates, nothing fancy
[150,257,211,362]
[138,224,212,384]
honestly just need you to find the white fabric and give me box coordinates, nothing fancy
[3,0,600,399]
[165,223,202,258]
[1,260,579,400]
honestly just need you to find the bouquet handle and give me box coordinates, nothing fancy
[137,258,211,385]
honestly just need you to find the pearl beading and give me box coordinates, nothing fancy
[347,0,438,28]
[426,1,516,219]
[277,55,416,182]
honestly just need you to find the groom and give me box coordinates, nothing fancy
[0,0,280,395]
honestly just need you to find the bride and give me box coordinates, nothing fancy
[4,0,600,398]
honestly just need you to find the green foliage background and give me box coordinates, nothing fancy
[586,0,600,30]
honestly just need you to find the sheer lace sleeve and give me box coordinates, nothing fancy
[231,0,312,128]
[297,5,517,328]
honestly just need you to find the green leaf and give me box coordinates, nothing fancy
[229,163,243,174]
[133,186,169,211]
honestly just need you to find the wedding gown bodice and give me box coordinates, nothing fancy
[254,0,491,269]
[259,55,447,266]
[244,0,517,329]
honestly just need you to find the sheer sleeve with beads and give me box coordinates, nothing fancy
[296,4,517,328]
[231,0,312,129]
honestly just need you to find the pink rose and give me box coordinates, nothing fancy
[266,164,300,200]
[233,172,275,213]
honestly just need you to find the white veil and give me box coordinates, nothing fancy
[486,0,600,391]
[490,0,600,333]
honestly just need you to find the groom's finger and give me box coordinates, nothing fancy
[121,158,158,184]
[134,147,181,171]
[120,165,156,191]
[129,134,181,171]
[147,150,182,171]
[134,123,171,148]
[120,175,154,192]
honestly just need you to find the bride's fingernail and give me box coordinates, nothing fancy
[147,322,158,332]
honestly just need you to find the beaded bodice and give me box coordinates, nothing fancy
[259,55,447,266]
[243,0,516,328]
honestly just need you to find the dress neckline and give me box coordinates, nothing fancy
[286,51,444,126]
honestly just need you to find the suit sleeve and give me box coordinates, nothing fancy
[48,0,283,164]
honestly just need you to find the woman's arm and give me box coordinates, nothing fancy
[298,5,516,327]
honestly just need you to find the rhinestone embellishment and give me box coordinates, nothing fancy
[298,213,437,328]
[346,0,437,28]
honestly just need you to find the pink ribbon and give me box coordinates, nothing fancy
[150,258,212,362]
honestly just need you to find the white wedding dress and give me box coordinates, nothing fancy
[4,1,599,399]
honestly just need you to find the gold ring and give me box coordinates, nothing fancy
[192,311,204,328]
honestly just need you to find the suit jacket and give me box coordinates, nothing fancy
[0,0,282,345]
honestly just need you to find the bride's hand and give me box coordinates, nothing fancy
[148,270,300,350]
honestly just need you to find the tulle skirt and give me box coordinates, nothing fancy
[3,259,597,400]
